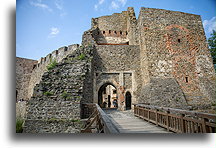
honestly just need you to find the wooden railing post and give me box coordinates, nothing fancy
[147,109,150,122]
[180,114,186,133]
[201,118,208,133]
[155,109,158,126]
[166,110,170,131]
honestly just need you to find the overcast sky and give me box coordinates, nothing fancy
[16,0,216,60]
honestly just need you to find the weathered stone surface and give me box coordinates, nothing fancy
[139,78,188,109]
[23,120,82,133]
[23,45,94,133]
[16,57,37,101]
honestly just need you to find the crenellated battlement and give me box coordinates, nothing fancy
[34,44,79,69]
[27,44,79,100]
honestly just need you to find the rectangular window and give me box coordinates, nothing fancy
[185,77,188,83]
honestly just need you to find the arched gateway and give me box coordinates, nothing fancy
[98,82,118,109]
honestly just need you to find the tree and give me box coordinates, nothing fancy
[208,30,216,65]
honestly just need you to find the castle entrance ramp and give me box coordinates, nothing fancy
[103,109,171,133]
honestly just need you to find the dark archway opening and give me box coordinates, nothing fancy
[98,83,118,109]
[125,91,132,110]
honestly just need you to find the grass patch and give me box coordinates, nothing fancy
[61,91,70,99]
[47,58,58,71]
[78,53,85,60]
[16,118,24,133]
[43,91,53,96]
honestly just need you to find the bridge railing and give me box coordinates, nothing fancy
[134,104,216,133]
[81,103,119,133]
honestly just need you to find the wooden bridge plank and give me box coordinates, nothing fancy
[104,109,171,133]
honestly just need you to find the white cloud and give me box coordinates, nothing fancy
[55,0,67,17]
[48,27,59,38]
[29,0,53,12]
[94,0,105,11]
[99,0,105,5]
[118,0,127,7]
[94,5,98,10]
[111,1,119,9]
[203,16,216,33]
[110,0,127,10]
[55,0,63,10]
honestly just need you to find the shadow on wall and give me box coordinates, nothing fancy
[93,47,108,72]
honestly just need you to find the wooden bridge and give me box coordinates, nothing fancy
[81,103,216,133]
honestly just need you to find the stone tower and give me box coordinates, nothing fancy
[83,7,215,111]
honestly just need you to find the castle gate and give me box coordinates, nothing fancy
[93,70,136,110]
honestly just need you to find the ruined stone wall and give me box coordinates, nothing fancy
[138,8,215,110]
[92,11,130,45]
[16,57,37,101]
[27,44,79,100]
[92,12,128,31]
[24,46,93,133]
[127,7,139,45]
[93,45,142,107]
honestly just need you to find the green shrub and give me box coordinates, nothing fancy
[43,91,53,96]
[47,58,58,71]
[16,118,24,133]
[78,53,85,60]
[61,91,70,99]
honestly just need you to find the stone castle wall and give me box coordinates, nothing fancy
[23,45,93,133]
[92,45,142,108]
[89,7,215,111]
[27,44,79,101]
[138,8,215,110]
[16,57,37,101]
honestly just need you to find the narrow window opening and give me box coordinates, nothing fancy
[126,31,128,35]
[114,31,117,34]
[64,47,68,51]
[185,77,188,83]
[178,39,181,43]
[44,57,46,62]
[120,31,122,35]
[109,30,111,34]
[103,31,105,34]
[113,90,117,94]
[56,50,58,55]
